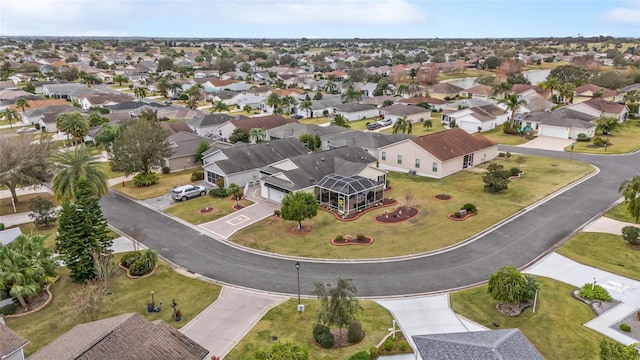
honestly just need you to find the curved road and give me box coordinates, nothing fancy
[100,147,639,297]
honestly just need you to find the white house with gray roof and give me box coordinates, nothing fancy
[41,83,91,99]
[531,108,597,139]
[333,103,379,121]
[321,130,412,159]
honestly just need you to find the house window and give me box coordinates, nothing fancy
[397,155,402,164]
[432,162,438,172]
[463,153,474,169]
[381,151,386,161]
[415,158,420,168]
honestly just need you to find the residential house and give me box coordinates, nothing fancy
[216,114,297,142]
[396,96,447,112]
[531,108,597,139]
[0,322,28,360]
[511,84,554,112]
[380,104,432,123]
[187,113,239,137]
[333,103,379,121]
[430,82,464,100]
[78,92,135,110]
[266,123,349,141]
[259,146,387,212]
[294,96,343,119]
[202,138,309,188]
[23,105,87,132]
[41,83,91,99]
[9,99,68,124]
[573,84,618,103]
[0,227,23,246]
[321,130,412,159]
[164,131,225,172]
[160,121,194,135]
[566,97,629,122]
[208,90,243,106]
[354,82,379,97]
[377,128,497,179]
[95,72,114,84]
[464,84,493,100]
[445,104,508,133]
[28,313,208,360]
[360,95,397,108]
[104,101,169,115]
[412,329,543,360]
[236,93,268,111]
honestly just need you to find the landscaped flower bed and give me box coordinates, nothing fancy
[331,234,373,246]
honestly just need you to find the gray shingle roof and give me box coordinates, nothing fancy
[333,103,377,113]
[168,131,213,159]
[412,329,544,360]
[530,108,597,128]
[267,123,349,139]
[322,130,412,149]
[381,104,431,116]
[105,101,168,111]
[188,113,236,128]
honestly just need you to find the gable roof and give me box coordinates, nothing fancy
[582,98,627,114]
[432,82,464,94]
[9,98,68,111]
[167,131,213,159]
[161,121,193,135]
[0,323,28,357]
[333,103,377,113]
[409,128,496,162]
[323,130,412,149]
[188,113,236,128]
[397,96,447,105]
[29,313,208,360]
[267,123,349,139]
[530,108,597,128]
[229,114,296,131]
[412,329,544,360]
[465,84,493,96]
[381,104,431,116]
[0,227,23,246]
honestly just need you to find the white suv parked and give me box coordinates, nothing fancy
[171,185,207,201]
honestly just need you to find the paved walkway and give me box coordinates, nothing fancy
[582,216,638,234]
[516,136,573,151]
[199,186,279,239]
[180,287,287,359]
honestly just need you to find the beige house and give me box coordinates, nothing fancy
[573,84,618,103]
[380,104,432,123]
[378,128,497,179]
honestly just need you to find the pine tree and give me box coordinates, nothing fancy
[56,178,113,282]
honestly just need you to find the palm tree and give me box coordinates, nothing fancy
[94,124,119,152]
[169,82,183,96]
[498,93,527,128]
[392,116,413,134]
[56,112,89,146]
[374,79,391,96]
[281,95,297,114]
[210,101,229,113]
[3,108,19,128]
[341,86,362,103]
[324,79,337,94]
[51,145,108,202]
[113,74,128,86]
[249,128,266,143]
[558,83,575,105]
[423,119,433,129]
[133,86,147,99]
[491,81,512,99]
[300,99,312,118]
[624,90,639,114]
[539,77,561,103]
[619,176,640,223]
[267,92,282,113]
[15,97,30,114]
[156,77,170,98]
[185,84,203,109]
[396,83,410,98]
[595,116,620,135]
[331,114,351,129]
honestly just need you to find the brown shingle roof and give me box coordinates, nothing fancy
[397,96,447,105]
[230,114,296,130]
[583,98,626,114]
[29,313,208,360]
[8,98,68,111]
[410,128,496,161]
[431,82,464,95]
[465,84,492,96]
[382,104,431,116]
[0,323,28,357]
[161,121,194,135]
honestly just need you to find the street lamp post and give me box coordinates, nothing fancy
[151,291,155,308]
[295,261,302,315]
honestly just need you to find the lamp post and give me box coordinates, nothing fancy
[151,291,155,308]
[295,261,302,315]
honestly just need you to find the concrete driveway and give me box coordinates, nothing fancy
[516,136,573,151]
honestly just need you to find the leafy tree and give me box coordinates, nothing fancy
[113,74,128,86]
[280,191,318,230]
[548,65,590,86]
[28,196,57,227]
[498,93,527,128]
[243,104,252,113]
[229,128,250,143]
[249,128,266,143]
[111,118,171,176]
[484,56,501,70]
[392,116,413,134]
[595,116,620,135]
[312,277,363,330]
[23,82,35,93]
[51,146,108,202]
[299,133,321,151]
[0,134,53,205]
[185,84,203,109]
[0,234,57,309]
[15,97,30,114]
[133,86,147,99]
[599,339,639,360]
[621,226,640,246]
[56,178,113,282]
[619,175,640,223]
[94,124,119,152]
[487,265,538,305]
[157,57,174,72]
[253,341,309,360]
[331,114,351,129]
[88,113,109,127]
[3,108,19,128]
[57,112,88,146]
[506,72,531,86]
[194,140,211,164]
[474,74,496,86]
[483,162,510,193]
[211,100,230,113]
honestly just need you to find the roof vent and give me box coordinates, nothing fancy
[321,158,325,161]
[310,178,315,183]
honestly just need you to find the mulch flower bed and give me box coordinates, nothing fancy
[233,204,244,211]
[496,301,533,317]
[321,198,398,222]
[118,263,158,279]
[331,235,374,246]
[199,207,215,214]
[448,211,477,221]
[611,311,640,341]
[6,281,55,318]
[433,194,452,200]
[290,225,312,234]
[374,207,420,224]
[571,290,620,316]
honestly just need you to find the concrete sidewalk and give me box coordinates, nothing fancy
[180,287,287,359]
[582,216,638,234]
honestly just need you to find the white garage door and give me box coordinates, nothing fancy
[539,125,568,139]
[268,188,287,203]
[458,121,479,133]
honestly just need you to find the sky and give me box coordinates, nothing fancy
[1,0,639,39]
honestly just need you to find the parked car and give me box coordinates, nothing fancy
[171,185,207,201]
[366,123,382,130]
[16,127,37,134]
[291,114,304,120]
[378,118,393,127]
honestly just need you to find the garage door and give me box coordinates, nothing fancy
[267,187,287,203]
[458,121,479,133]
[539,125,568,139]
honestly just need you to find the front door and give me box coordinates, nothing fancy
[463,153,474,169]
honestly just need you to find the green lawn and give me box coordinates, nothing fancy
[0,192,56,216]
[165,196,254,224]
[557,232,640,281]
[14,223,58,249]
[380,115,446,137]
[95,161,125,179]
[111,170,196,200]
[566,120,640,154]
[478,125,530,146]
[299,117,332,125]
[230,156,593,258]
[224,299,393,360]
[450,277,602,360]
[5,254,221,357]
[604,203,638,224]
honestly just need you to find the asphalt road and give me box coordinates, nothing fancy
[100,147,640,297]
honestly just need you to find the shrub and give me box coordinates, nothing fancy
[161,166,171,174]
[129,260,149,276]
[385,178,390,189]
[503,126,518,135]
[273,209,281,217]
[313,324,334,348]
[369,347,379,358]
[347,320,363,343]
[384,338,394,351]
[592,137,606,147]
[505,151,511,158]
[454,211,463,218]
[0,303,17,315]
[461,203,477,213]
[509,167,521,176]
[191,170,204,181]
[356,234,366,242]
[497,152,506,158]
[576,133,591,142]
[120,252,140,268]
[335,234,343,242]
[132,172,160,187]
[0,223,4,231]
[216,177,224,188]
[579,283,612,302]
[34,123,41,130]
[621,226,640,246]
[209,188,228,197]
[620,323,631,332]
[130,249,158,276]
[349,351,369,360]
[399,341,408,352]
